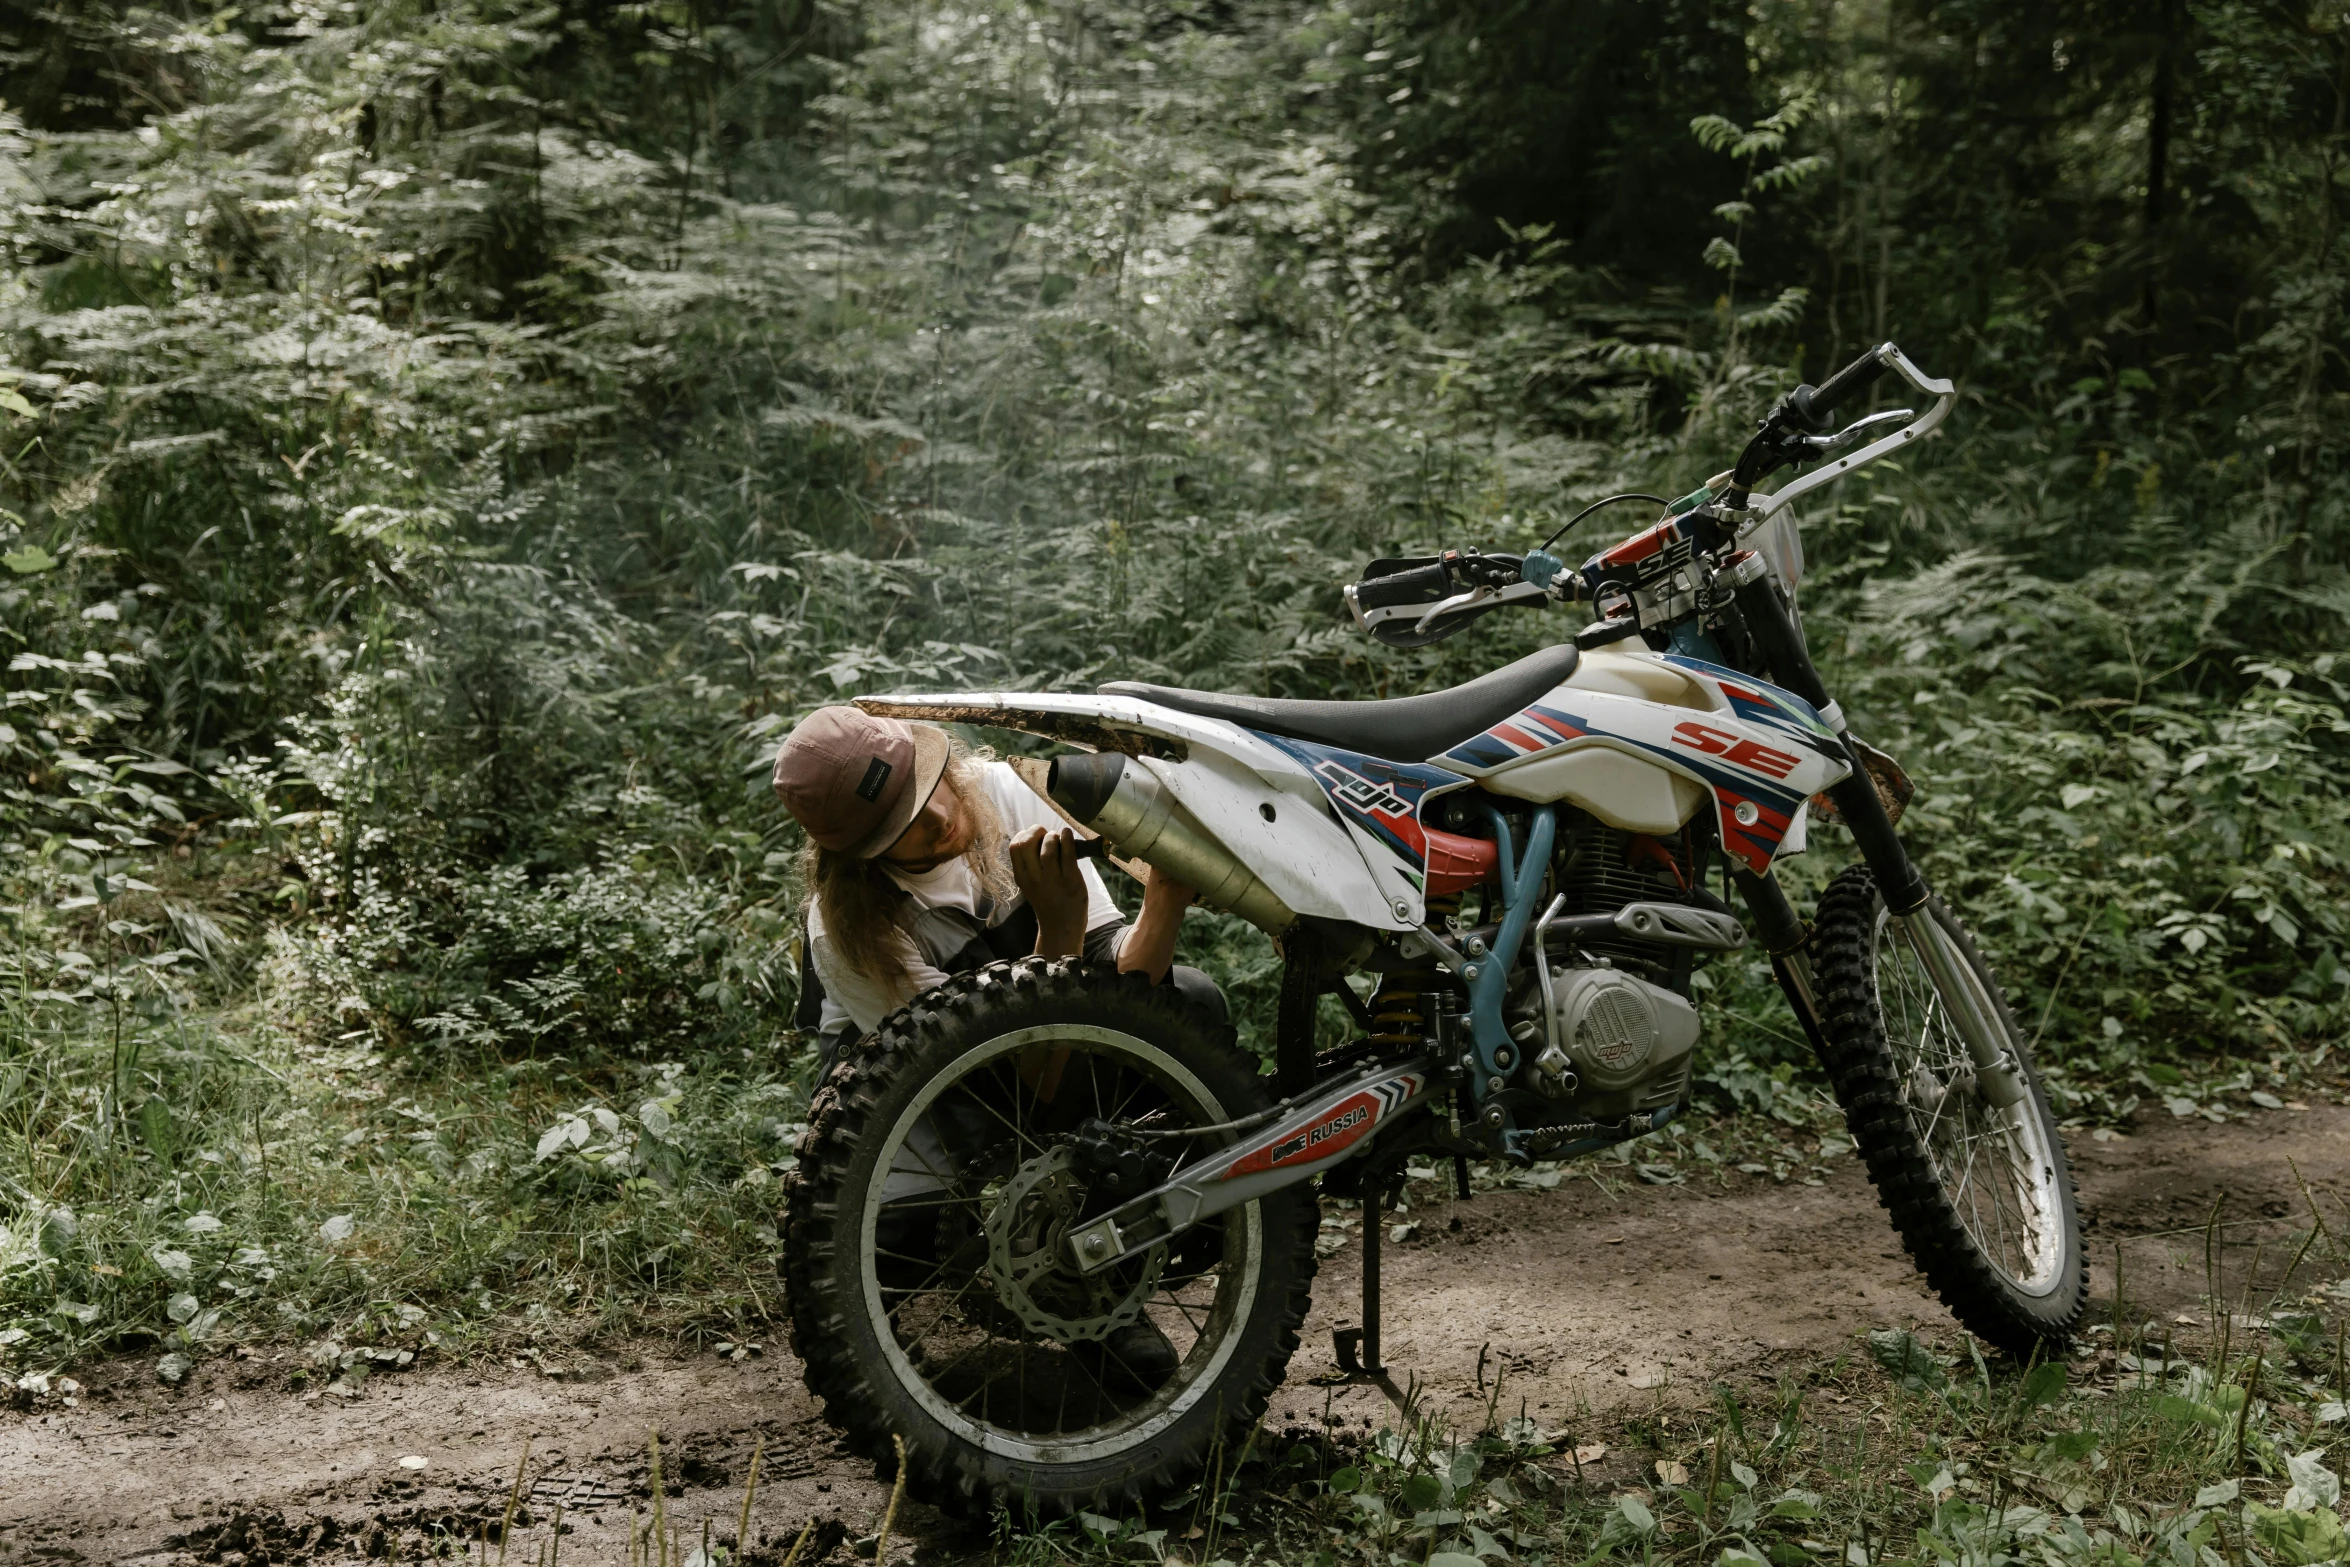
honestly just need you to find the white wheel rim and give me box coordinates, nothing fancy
[1870,907,2068,1295]
[858,1023,1265,1464]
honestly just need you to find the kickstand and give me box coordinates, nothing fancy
[1333,1176,1387,1376]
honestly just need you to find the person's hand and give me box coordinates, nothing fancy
[1009,825,1090,958]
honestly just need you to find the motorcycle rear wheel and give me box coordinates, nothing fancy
[1812,865,2087,1353]
[781,958,1317,1518]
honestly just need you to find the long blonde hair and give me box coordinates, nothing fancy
[801,732,1016,998]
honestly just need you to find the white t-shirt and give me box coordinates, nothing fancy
[807,760,1126,1036]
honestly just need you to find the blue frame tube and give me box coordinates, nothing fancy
[1465,803,1556,1104]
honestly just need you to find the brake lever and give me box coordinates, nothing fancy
[1413,584,1496,633]
[1796,408,1912,461]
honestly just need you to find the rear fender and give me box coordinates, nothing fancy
[855,691,1416,930]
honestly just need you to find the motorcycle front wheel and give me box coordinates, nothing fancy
[1812,866,2087,1353]
[781,959,1317,1519]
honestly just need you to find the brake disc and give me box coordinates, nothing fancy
[983,1145,1162,1343]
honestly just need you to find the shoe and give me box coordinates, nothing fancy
[1075,1317,1181,1394]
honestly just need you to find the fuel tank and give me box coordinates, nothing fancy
[1431,648,1852,873]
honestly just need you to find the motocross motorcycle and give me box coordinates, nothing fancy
[782,344,2088,1515]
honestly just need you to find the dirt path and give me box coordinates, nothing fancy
[1277,1100,2350,1440]
[7,1103,2344,1565]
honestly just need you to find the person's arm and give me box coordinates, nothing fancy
[809,924,944,1036]
[1115,864,1197,983]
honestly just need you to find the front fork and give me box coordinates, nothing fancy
[1730,574,2026,1105]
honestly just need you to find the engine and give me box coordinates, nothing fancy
[1547,814,1704,987]
[1515,964,1700,1119]
[1503,816,1709,1121]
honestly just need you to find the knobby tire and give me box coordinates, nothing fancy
[1812,865,2088,1354]
[780,957,1318,1519]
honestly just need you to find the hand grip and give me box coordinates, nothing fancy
[1352,550,1521,611]
[1787,344,1893,431]
[1352,560,1454,611]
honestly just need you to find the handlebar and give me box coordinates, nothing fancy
[1784,345,1893,433]
[1743,344,1956,523]
[1347,548,1542,648]
[1341,343,1955,650]
[1352,549,1521,609]
[1352,559,1455,610]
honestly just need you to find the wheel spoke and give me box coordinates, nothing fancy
[874,1245,954,1274]
[1869,903,2065,1294]
[894,1271,990,1363]
[951,1073,1048,1158]
[1153,1287,1210,1337]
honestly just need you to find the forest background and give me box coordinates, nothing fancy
[0,0,2346,1379]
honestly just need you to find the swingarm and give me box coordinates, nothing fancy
[1063,1058,1435,1275]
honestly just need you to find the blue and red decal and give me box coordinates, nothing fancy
[1441,701,1589,771]
[1258,735,1455,884]
[1661,656,1843,756]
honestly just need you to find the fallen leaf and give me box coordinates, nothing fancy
[1655,1459,1689,1485]
[398,1455,429,1471]
[318,1214,355,1244]
[156,1352,193,1384]
[1572,1443,1608,1465]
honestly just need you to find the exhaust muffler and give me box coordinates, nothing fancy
[1048,752,1296,935]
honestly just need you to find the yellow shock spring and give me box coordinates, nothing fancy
[1368,893,1460,1046]
[1367,980,1425,1048]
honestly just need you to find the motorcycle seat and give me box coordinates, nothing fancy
[1100,643,1581,763]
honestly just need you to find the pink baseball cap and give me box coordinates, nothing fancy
[772,706,950,858]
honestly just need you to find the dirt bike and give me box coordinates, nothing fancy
[782,343,2088,1516]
